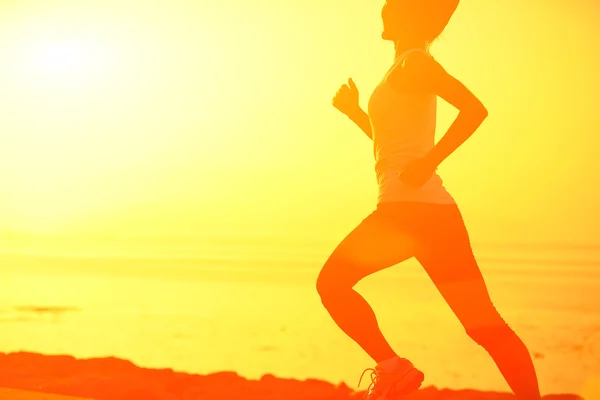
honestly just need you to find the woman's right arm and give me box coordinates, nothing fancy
[332,78,373,140]
[346,108,373,140]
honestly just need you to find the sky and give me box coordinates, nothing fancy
[0,0,599,255]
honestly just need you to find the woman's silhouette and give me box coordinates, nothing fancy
[317,1,542,399]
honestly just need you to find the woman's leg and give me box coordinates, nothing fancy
[415,204,541,400]
[316,206,418,363]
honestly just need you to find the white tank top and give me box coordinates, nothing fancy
[367,48,456,205]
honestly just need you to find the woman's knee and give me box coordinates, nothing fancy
[316,258,361,302]
[466,321,519,349]
[459,304,516,347]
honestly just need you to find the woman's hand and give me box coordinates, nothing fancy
[398,157,438,188]
[332,78,360,117]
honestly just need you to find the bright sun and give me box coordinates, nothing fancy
[31,40,95,80]
[18,33,118,90]
[1,17,139,234]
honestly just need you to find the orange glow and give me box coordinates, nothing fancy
[0,0,599,244]
[0,0,598,398]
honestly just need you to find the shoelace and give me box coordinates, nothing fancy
[358,368,379,399]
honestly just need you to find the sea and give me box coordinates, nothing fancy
[1,239,599,397]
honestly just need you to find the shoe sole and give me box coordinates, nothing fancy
[391,368,425,397]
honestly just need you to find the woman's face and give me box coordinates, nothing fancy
[382,0,456,44]
[381,0,405,41]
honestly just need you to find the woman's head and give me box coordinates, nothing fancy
[381,0,459,47]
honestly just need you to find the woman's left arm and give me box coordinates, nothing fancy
[407,53,489,169]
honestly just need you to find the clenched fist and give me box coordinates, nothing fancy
[332,78,360,117]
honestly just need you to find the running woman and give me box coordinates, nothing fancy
[317,1,542,399]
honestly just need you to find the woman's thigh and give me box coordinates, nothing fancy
[317,206,419,289]
[415,204,504,329]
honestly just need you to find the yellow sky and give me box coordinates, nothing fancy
[0,0,599,252]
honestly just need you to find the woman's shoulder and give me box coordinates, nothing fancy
[404,51,444,80]
[388,51,442,94]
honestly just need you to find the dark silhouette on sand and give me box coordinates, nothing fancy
[0,352,584,400]
[318,1,542,399]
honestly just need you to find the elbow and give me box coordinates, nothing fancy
[479,106,489,120]
[473,102,488,120]
[462,103,488,122]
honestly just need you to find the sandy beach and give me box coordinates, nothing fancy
[3,249,599,398]
[0,352,587,400]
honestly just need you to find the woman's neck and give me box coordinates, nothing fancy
[393,39,428,61]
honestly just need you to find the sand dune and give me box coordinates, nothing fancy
[0,352,585,400]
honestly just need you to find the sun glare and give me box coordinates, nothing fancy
[18,34,116,89]
[1,14,137,234]
[35,41,90,77]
